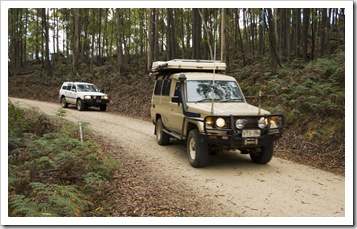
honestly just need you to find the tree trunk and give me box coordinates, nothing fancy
[302,8,310,61]
[220,8,226,62]
[147,8,153,72]
[115,9,124,74]
[72,8,79,77]
[295,8,301,58]
[266,8,281,73]
[167,9,174,60]
[198,9,213,60]
[320,8,327,57]
[97,8,102,64]
[248,9,255,60]
[236,9,246,66]
[311,9,316,61]
[43,8,52,77]
[192,9,201,59]
[24,9,28,66]
[259,9,265,57]
[153,9,159,61]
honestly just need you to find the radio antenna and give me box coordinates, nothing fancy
[211,30,217,115]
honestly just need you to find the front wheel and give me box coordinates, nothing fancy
[76,99,85,111]
[99,104,107,111]
[187,129,209,168]
[250,143,274,164]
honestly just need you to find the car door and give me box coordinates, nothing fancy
[169,80,184,134]
[67,84,77,104]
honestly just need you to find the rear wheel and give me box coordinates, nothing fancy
[76,99,85,111]
[250,143,274,164]
[61,96,68,108]
[187,129,209,168]
[155,118,170,145]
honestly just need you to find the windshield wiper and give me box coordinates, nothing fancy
[195,98,214,103]
[220,98,243,103]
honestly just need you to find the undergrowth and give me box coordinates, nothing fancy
[236,53,345,144]
[8,101,121,217]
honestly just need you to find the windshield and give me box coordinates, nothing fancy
[77,84,97,92]
[186,80,244,102]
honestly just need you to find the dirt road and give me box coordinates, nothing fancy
[9,98,345,219]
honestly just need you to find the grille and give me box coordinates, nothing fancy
[233,117,259,129]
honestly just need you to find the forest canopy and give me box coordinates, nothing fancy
[7,7,345,76]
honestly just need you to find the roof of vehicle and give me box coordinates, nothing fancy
[62,82,95,85]
[151,59,226,75]
[169,72,236,81]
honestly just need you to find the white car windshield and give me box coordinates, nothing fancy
[186,80,244,102]
[77,84,97,92]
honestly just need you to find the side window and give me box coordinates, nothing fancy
[154,80,163,95]
[67,84,72,90]
[174,82,180,96]
[162,79,172,96]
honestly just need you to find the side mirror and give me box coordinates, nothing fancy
[171,96,179,103]
[72,88,76,92]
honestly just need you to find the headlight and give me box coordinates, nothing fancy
[84,95,91,100]
[236,119,247,129]
[216,118,225,128]
[258,117,268,129]
[103,95,109,100]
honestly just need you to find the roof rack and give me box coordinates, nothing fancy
[151,59,227,73]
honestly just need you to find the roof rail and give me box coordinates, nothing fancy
[151,59,227,73]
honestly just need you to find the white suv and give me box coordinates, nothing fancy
[59,82,110,111]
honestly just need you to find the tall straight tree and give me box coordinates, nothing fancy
[266,8,281,73]
[192,9,201,59]
[115,9,124,74]
[147,8,154,72]
[167,8,175,60]
[320,8,327,57]
[72,8,79,77]
[220,8,226,62]
[235,9,246,66]
[302,8,310,61]
[42,8,52,77]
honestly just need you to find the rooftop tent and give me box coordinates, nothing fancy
[151,59,227,73]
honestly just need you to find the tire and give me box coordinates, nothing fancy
[155,118,170,145]
[187,129,209,168]
[76,99,85,111]
[61,96,68,108]
[250,143,274,164]
[100,104,107,111]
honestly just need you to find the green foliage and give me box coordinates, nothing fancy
[8,103,121,217]
[56,108,66,118]
[236,54,344,143]
[9,183,93,217]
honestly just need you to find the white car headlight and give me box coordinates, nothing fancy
[258,117,268,129]
[102,95,109,100]
[236,119,247,129]
[216,118,225,128]
[84,95,91,100]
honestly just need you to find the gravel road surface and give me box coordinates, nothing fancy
[8,98,346,222]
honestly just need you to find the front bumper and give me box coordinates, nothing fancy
[83,98,110,106]
[203,131,282,147]
[202,114,285,148]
